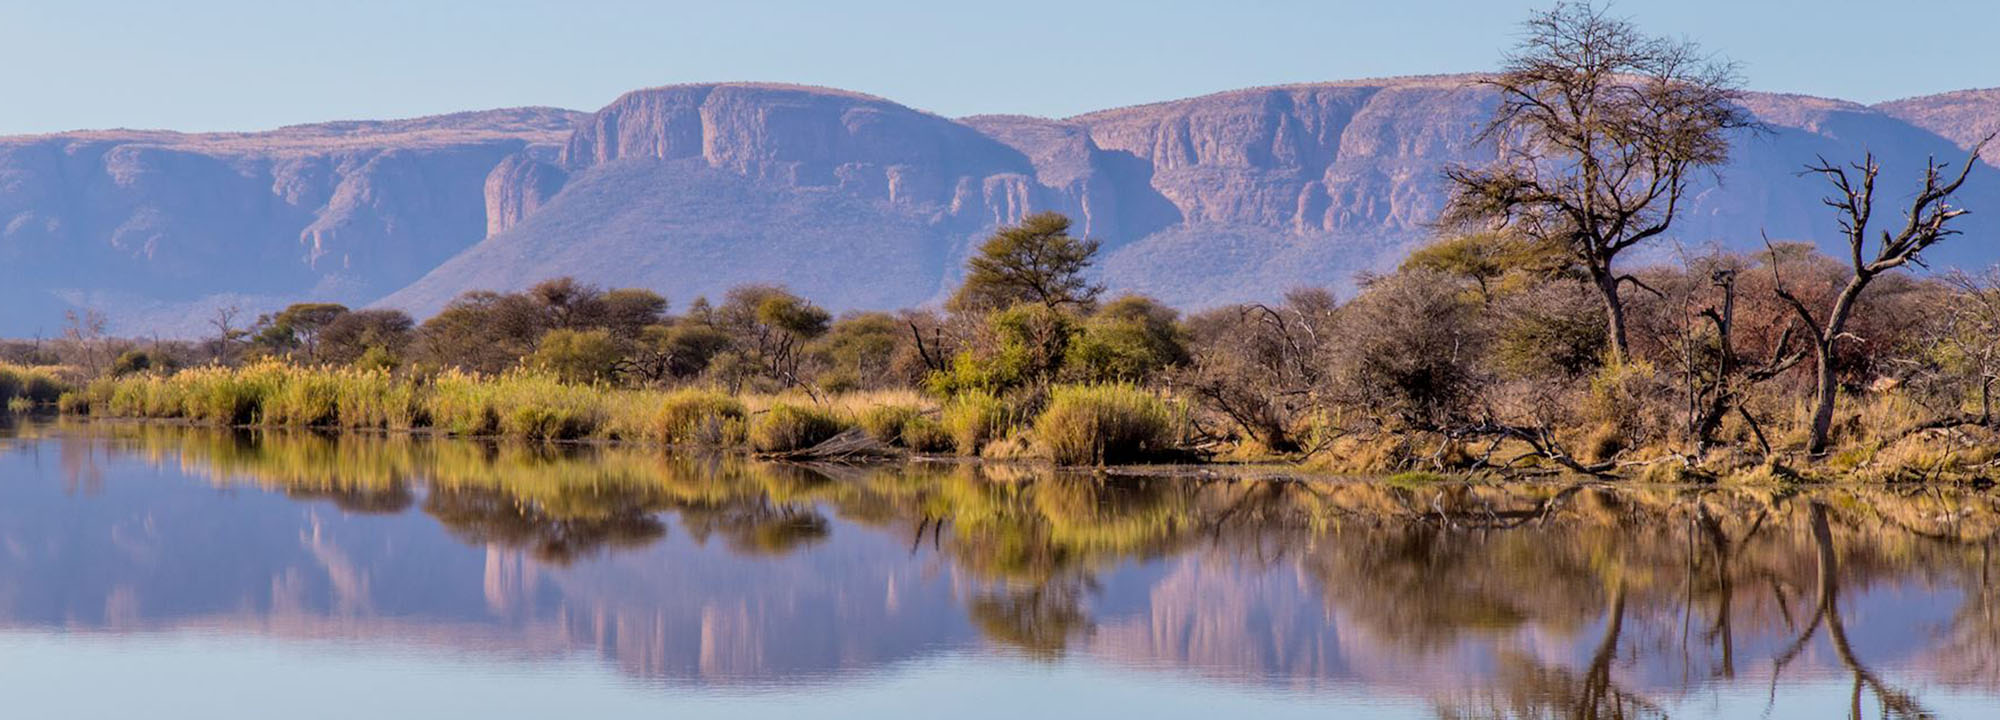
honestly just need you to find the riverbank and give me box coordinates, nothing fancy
[47,362,1189,464]
[15,361,2000,484]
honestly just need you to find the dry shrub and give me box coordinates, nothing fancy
[749,404,849,452]
[652,388,747,446]
[900,417,953,453]
[943,391,1014,456]
[1034,384,1184,465]
[858,404,924,445]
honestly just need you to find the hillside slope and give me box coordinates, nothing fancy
[7,78,2000,336]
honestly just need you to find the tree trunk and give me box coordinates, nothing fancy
[1806,280,1866,455]
[1593,268,1630,362]
[1806,350,1840,456]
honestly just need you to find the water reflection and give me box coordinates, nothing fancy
[1,419,1996,717]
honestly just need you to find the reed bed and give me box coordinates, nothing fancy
[62,363,1201,464]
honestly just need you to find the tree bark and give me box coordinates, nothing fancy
[1594,267,1631,362]
[1806,279,1866,455]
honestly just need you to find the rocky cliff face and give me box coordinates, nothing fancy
[397,77,2000,321]
[9,78,2000,335]
[394,84,1064,316]
[0,108,579,334]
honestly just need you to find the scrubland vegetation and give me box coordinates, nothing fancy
[7,5,2000,481]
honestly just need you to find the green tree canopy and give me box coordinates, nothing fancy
[952,212,1103,312]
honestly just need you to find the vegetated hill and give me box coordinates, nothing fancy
[386,76,2000,319]
[1877,87,2000,165]
[8,77,2000,337]
[0,108,581,335]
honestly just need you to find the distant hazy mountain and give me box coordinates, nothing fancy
[0,109,579,335]
[6,76,2000,336]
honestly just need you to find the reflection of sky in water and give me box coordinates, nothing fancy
[0,421,1996,718]
[7,634,1999,719]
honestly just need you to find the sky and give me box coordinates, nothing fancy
[2,0,1996,135]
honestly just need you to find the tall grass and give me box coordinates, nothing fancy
[646,388,747,446]
[942,391,1013,455]
[1034,384,1185,465]
[858,404,924,445]
[59,363,920,451]
[64,363,1203,464]
[0,364,68,409]
[749,403,851,453]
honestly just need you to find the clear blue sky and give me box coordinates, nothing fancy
[2,0,1994,134]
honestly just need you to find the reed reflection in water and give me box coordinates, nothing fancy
[1,417,1996,718]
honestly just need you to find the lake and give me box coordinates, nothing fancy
[1,417,1995,718]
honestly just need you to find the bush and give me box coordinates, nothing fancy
[942,391,1013,455]
[749,404,849,453]
[1034,384,1183,465]
[0,364,67,409]
[858,405,923,445]
[900,417,954,453]
[111,350,156,377]
[653,389,747,446]
[525,328,626,384]
[1330,269,1488,428]
[56,391,89,415]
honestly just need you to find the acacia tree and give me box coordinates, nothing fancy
[1444,2,1753,361]
[951,212,1102,311]
[1774,140,1987,455]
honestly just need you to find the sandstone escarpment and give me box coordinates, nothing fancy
[11,76,2000,336]
[559,83,1033,214]
[0,107,580,334]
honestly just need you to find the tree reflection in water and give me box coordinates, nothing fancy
[28,419,2000,716]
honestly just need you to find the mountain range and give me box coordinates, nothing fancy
[6,74,2000,336]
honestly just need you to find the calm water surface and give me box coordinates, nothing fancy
[1,417,1997,718]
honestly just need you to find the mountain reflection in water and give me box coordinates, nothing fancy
[1,417,1997,718]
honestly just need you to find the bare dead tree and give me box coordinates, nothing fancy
[61,307,110,376]
[208,304,244,364]
[1443,2,1754,361]
[1771,138,1990,455]
[1689,268,1806,456]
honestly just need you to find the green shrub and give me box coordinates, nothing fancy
[524,328,626,384]
[900,417,953,453]
[56,391,89,415]
[0,365,67,409]
[1034,384,1183,465]
[749,404,849,453]
[653,388,747,446]
[111,350,156,377]
[858,405,922,445]
[941,391,1013,455]
[503,403,595,440]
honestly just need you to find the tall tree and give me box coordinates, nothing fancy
[1444,2,1753,361]
[1773,141,1987,455]
[952,212,1103,311]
